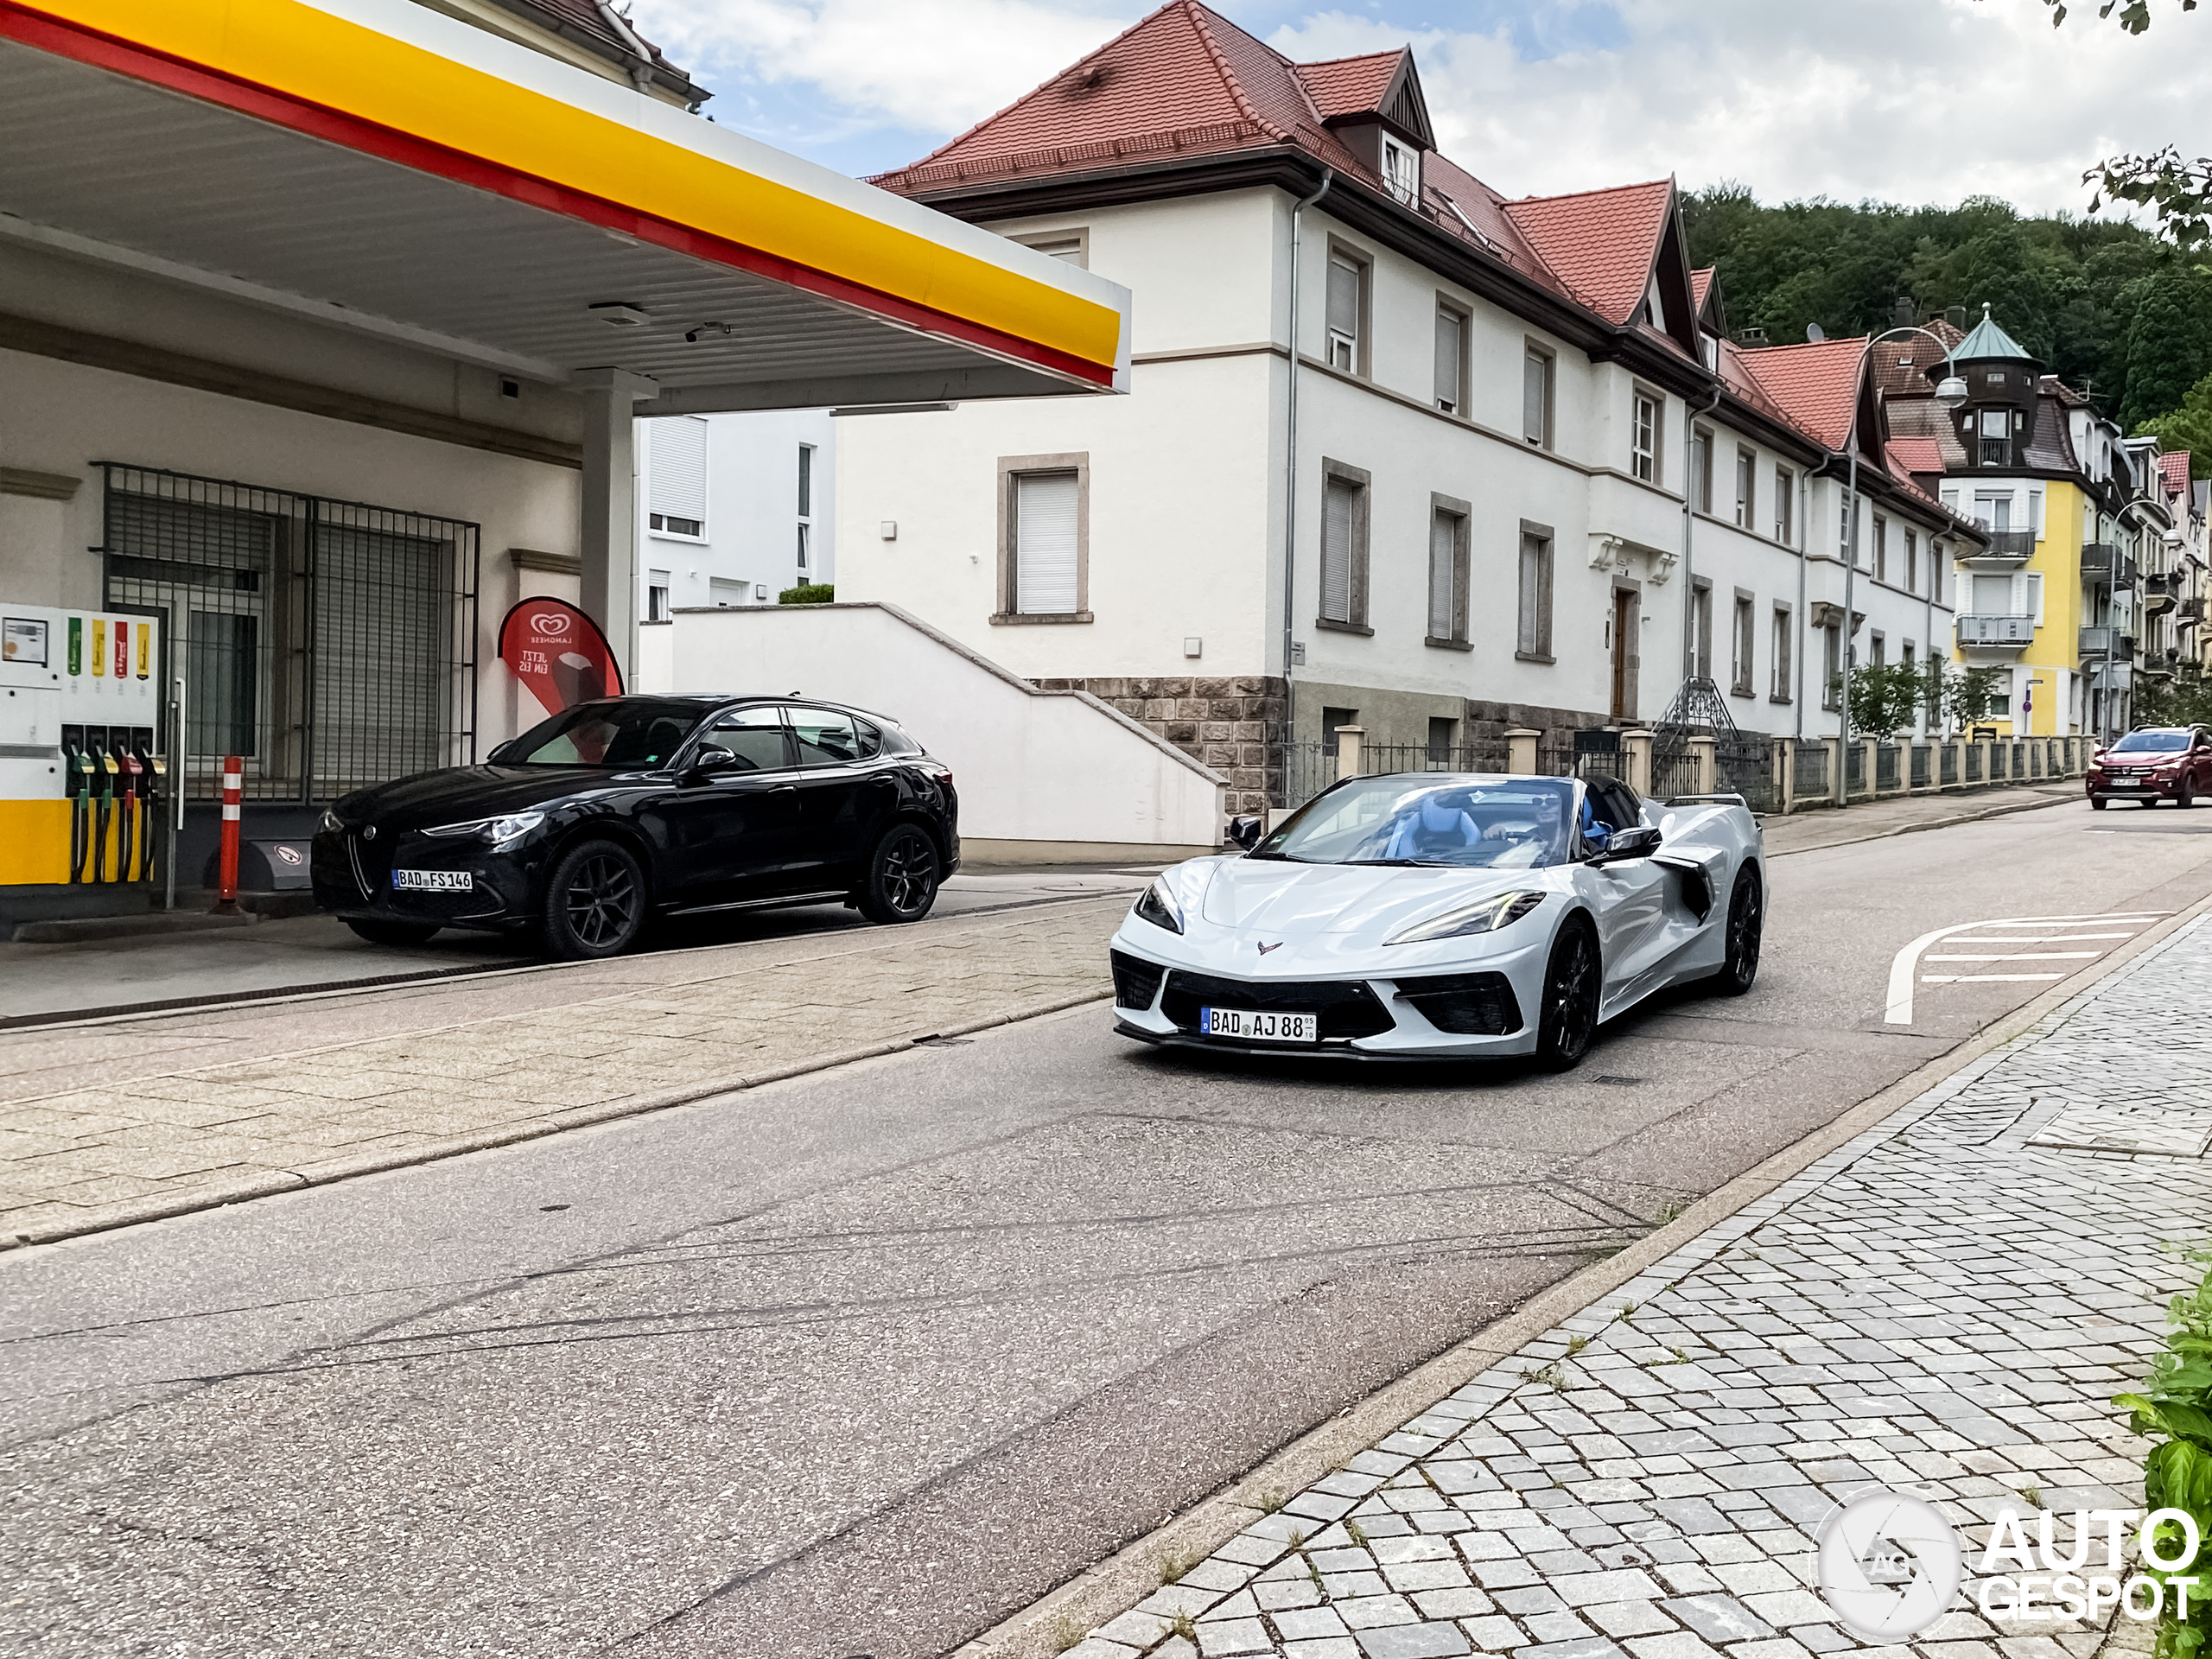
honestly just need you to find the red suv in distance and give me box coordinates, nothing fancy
[2087,726,2212,809]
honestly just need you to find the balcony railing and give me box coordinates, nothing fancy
[1970,529,2037,561]
[2080,626,2138,662]
[1978,438,2012,466]
[2181,597,2205,623]
[1957,613,2037,645]
[2082,544,2140,588]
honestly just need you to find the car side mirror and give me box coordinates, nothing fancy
[1228,815,1263,851]
[1594,825,1662,863]
[683,745,737,782]
[486,741,516,765]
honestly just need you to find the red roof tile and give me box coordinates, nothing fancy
[1886,437,1945,478]
[1296,50,1403,121]
[1501,180,1674,327]
[1738,337,1870,451]
[2162,448,2192,495]
[1690,268,1713,316]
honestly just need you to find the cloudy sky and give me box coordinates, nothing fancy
[637,0,2203,215]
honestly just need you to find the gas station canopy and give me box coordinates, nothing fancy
[0,0,1133,413]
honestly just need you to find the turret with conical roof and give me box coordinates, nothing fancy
[1948,304,2041,470]
[1953,302,2035,365]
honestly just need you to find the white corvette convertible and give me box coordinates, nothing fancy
[1109,772,1763,1070]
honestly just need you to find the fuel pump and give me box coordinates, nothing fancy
[114,738,143,886]
[133,731,164,884]
[62,730,93,884]
[92,740,118,884]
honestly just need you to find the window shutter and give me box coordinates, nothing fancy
[1518,535,1541,653]
[1320,478,1357,623]
[1434,310,1462,410]
[1014,472,1079,614]
[1429,512,1456,639]
[1325,257,1360,343]
[649,416,709,527]
[1523,353,1546,443]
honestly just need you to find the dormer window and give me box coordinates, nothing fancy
[1643,275,1668,334]
[1381,134,1419,206]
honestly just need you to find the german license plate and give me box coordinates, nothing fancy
[1199,1007,1318,1043]
[392,869,473,893]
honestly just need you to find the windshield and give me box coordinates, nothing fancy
[500,699,708,767]
[1253,776,1577,869]
[2110,731,2190,753]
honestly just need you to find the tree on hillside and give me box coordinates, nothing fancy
[2137,371,2212,476]
[2120,264,2212,426]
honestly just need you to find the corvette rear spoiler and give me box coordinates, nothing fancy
[1661,792,1750,809]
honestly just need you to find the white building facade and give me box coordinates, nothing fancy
[842,1,1975,815]
[638,410,836,619]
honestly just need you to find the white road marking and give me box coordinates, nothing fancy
[1885,912,2171,1024]
[1942,932,2136,942]
[1920,973,2068,983]
[1922,951,2102,962]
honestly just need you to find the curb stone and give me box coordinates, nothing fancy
[950,880,2212,1659]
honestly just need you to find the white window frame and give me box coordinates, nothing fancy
[1631,389,1662,485]
[1010,227,1088,268]
[646,415,710,543]
[1426,493,1471,649]
[994,452,1090,623]
[1735,448,1756,530]
[1433,299,1469,416]
[1325,244,1369,375]
[1522,342,1554,449]
[1381,134,1421,207]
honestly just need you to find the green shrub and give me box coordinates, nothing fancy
[778,582,835,605]
[2116,1249,2212,1659]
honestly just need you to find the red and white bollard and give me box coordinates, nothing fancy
[214,754,242,914]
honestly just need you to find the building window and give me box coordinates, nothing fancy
[1775,467,1794,543]
[1873,515,1888,582]
[995,452,1090,621]
[1732,593,1756,697]
[1434,302,1468,416]
[1427,715,1458,766]
[1012,228,1087,267]
[1905,529,1919,593]
[1821,624,1841,709]
[1516,522,1554,661]
[1974,491,2012,531]
[1381,133,1421,206]
[1318,459,1371,631]
[646,415,709,539]
[1523,345,1554,448]
[1735,449,1756,530]
[647,569,671,621]
[1427,493,1471,647]
[1771,604,1793,702]
[1692,426,1714,514]
[1631,390,1661,484]
[1325,248,1366,373]
[1692,579,1713,681]
[1841,495,1859,563]
[1870,631,1885,668]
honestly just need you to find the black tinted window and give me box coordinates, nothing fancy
[791,708,862,766]
[702,706,791,771]
[855,720,884,760]
[504,699,706,766]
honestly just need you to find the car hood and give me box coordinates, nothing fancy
[1189,856,1563,945]
[336,766,640,828]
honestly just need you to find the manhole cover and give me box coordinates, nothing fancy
[2026,1104,2212,1158]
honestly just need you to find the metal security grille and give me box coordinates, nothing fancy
[100,465,478,803]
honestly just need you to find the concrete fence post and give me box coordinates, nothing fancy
[1621,730,1654,795]
[1334,724,1363,782]
[1821,737,1840,804]
[1860,740,1878,798]
[1505,728,1540,774]
[1774,737,1794,814]
[1687,735,1716,798]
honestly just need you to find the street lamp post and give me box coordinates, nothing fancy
[1834,327,1969,805]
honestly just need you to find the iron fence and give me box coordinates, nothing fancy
[1359,741,1510,777]
[101,464,479,803]
[1876,744,1900,792]
[1965,744,1984,783]
[1713,738,1775,813]
[1941,744,1959,785]
[1910,743,1932,788]
[2012,741,2027,781]
[1793,743,1829,801]
[1651,749,1700,800]
[1846,743,1866,796]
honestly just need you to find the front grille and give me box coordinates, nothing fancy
[1161,969,1394,1041]
[1390,971,1523,1036]
[1111,950,1167,1010]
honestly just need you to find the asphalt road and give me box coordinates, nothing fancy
[5,799,2211,1659]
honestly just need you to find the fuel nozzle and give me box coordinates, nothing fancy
[63,735,95,884]
[92,741,119,883]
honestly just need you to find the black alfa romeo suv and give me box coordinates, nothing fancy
[312,696,959,958]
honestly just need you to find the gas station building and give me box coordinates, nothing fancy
[0,0,1130,918]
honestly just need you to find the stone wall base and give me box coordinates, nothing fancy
[1034,676,1287,817]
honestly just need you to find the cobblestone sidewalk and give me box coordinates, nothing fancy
[1053,918,2212,1659]
[0,898,1124,1246]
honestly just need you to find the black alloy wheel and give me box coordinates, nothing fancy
[1533,918,1600,1071]
[344,918,440,947]
[858,823,941,925]
[543,839,646,959]
[1716,864,1764,996]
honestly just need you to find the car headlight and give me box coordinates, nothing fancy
[319,807,344,835]
[424,810,546,849]
[1388,890,1547,945]
[1132,878,1184,935]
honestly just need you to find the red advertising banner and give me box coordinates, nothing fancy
[497,597,624,718]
